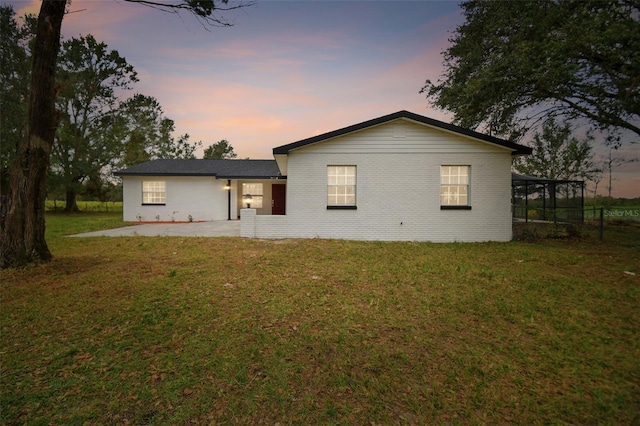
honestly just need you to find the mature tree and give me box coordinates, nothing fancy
[203,139,237,159]
[0,0,66,267]
[52,34,137,212]
[1,0,251,269]
[117,94,201,168]
[0,7,33,195]
[119,94,163,167]
[49,91,200,209]
[513,118,600,182]
[422,0,640,140]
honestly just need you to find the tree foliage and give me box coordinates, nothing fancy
[52,34,138,211]
[50,39,202,210]
[117,94,201,167]
[1,0,252,269]
[4,29,200,211]
[422,0,640,140]
[513,118,599,182]
[203,139,236,159]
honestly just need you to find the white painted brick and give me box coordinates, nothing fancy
[251,121,514,242]
[122,176,229,222]
[240,209,256,237]
[255,215,290,239]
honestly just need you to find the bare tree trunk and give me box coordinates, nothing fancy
[607,149,613,200]
[0,0,66,269]
[64,187,79,212]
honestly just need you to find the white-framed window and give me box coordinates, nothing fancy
[242,183,263,208]
[440,166,470,207]
[328,165,356,208]
[142,181,166,204]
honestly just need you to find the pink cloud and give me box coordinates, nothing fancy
[130,73,335,157]
[12,0,39,16]
[60,0,149,43]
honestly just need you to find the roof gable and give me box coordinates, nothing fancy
[273,110,532,156]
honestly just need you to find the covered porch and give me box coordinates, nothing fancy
[512,173,585,223]
[220,178,287,220]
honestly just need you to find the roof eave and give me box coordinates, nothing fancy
[114,172,218,177]
[216,175,285,180]
[115,172,284,179]
[512,146,533,156]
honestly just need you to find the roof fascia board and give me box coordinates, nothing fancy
[116,172,282,179]
[114,172,218,177]
[216,175,285,180]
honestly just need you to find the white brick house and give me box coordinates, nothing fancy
[244,110,530,242]
[117,111,530,241]
[116,159,284,222]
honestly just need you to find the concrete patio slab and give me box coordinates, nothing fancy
[69,221,241,237]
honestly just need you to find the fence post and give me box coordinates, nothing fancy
[599,207,604,241]
[525,181,529,223]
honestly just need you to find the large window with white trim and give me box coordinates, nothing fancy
[142,181,166,204]
[440,166,470,207]
[327,166,356,208]
[242,183,263,208]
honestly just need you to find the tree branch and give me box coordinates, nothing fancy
[122,0,254,27]
[557,95,640,136]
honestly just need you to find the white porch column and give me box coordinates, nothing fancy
[240,208,256,238]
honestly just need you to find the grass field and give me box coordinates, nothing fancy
[1,213,639,424]
[45,200,123,213]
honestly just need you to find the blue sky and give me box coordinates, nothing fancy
[9,0,639,197]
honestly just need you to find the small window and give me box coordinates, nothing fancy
[142,181,166,204]
[242,183,263,208]
[328,166,356,208]
[441,166,470,207]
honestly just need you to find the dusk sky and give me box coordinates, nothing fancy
[8,0,639,197]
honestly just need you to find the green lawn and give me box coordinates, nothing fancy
[44,211,130,239]
[1,214,639,424]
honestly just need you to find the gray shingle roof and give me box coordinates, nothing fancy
[115,159,282,179]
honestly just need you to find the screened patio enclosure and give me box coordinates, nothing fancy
[511,173,585,223]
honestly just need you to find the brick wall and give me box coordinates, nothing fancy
[250,120,514,242]
[122,176,228,222]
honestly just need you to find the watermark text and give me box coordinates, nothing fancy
[604,209,640,217]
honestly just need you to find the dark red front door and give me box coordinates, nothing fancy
[272,184,286,215]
